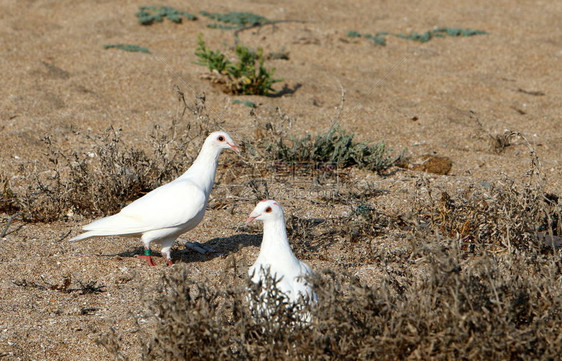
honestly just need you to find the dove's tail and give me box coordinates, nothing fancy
[69,231,100,242]
[69,213,146,242]
[69,230,128,242]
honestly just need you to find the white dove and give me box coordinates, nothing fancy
[247,200,317,305]
[69,131,239,266]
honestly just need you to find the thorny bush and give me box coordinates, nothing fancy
[99,240,562,360]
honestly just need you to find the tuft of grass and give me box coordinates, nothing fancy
[264,124,402,173]
[135,6,197,25]
[195,34,282,95]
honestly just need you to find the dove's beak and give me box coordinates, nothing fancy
[227,142,240,153]
[246,212,259,224]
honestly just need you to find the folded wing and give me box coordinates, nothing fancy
[80,179,206,236]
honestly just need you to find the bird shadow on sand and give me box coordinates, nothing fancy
[174,233,262,264]
[97,233,262,265]
[98,247,155,259]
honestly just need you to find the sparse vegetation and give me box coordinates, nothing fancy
[348,30,388,45]
[13,276,106,295]
[264,124,402,172]
[99,240,562,360]
[135,6,197,25]
[232,99,256,108]
[0,175,17,214]
[14,129,183,222]
[195,34,282,95]
[419,179,561,251]
[4,93,217,222]
[349,27,487,45]
[2,93,560,359]
[199,11,269,30]
[199,10,306,44]
[103,44,150,53]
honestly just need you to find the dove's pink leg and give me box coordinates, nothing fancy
[136,249,157,266]
[161,240,175,266]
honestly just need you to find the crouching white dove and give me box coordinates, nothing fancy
[69,131,239,266]
[247,200,317,307]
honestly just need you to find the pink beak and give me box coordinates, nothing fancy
[246,213,258,224]
[227,142,240,153]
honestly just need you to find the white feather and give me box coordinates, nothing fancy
[77,180,205,236]
[248,200,317,306]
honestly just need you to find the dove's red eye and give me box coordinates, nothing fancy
[265,207,272,213]
[218,135,225,141]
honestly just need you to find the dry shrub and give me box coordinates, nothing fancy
[285,203,394,265]
[284,182,397,265]
[285,214,331,260]
[417,178,561,251]
[11,92,219,222]
[0,175,18,214]
[99,266,313,360]
[99,240,561,360]
[368,239,562,360]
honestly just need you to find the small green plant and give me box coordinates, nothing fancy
[397,27,487,42]
[348,30,387,45]
[195,34,282,95]
[349,27,487,45]
[103,44,150,53]
[266,124,401,172]
[194,35,230,73]
[232,99,256,108]
[135,6,197,25]
[199,11,269,29]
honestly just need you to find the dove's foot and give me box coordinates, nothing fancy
[137,254,157,266]
[166,258,174,266]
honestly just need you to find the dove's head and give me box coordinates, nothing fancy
[206,131,240,153]
[247,200,284,223]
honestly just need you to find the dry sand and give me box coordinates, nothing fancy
[0,0,560,359]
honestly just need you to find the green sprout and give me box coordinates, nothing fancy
[195,34,282,96]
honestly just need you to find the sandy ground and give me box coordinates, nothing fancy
[0,0,561,359]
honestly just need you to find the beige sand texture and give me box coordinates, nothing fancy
[0,0,560,359]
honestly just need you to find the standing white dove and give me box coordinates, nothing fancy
[247,200,317,306]
[69,131,239,266]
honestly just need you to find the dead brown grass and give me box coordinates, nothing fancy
[1,91,218,222]
[98,239,561,360]
[414,176,561,252]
